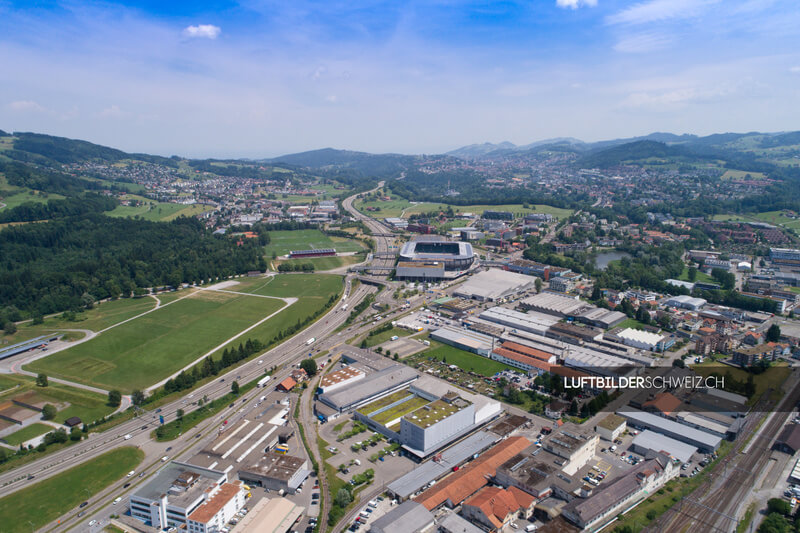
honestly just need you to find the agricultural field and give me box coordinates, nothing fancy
[354,197,425,218]
[417,345,514,377]
[0,447,143,533]
[106,194,215,221]
[720,169,767,180]
[1,296,157,345]
[27,289,286,392]
[263,229,365,257]
[2,423,53,446]
[0,374,117,425]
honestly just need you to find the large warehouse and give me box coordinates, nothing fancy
[399,240,475,271]
[317,365,418,413]
[479,307,559,336]
[519,292,589,317]
[618,410,721,452]
[631,430,698,463]
[453,268,537,301]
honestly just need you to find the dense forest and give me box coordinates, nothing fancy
[0,194,116,223]
[0,214,266,315]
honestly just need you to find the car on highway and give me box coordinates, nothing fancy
[78,511,86,517]
[79,501,88,508]
[113,497,122,505]
[88,520,97,527]
[123,482,131,488]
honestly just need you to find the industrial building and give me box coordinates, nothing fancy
[491,340,554,375]
[595,414,626,442]
[770,247,800,266]
[387,431,500,501]
[479,307,559,336]
[129,462,244,531]
[318,367,365,394]
[430,326,495,356]
[663,295,707,311]
[395,261,445,281]
[235,497,304,533]
[461,486,535,531]
[618,410,721,452]
[631,430,697,463]
[452,268,536,301]
[540,424,599,476]
[614,328,669,352]
[519,292,589,317]
[561,455,677,531]
[573,307,627,329]
[399,240,475,271]
[354,377,502,459]
[774,424,800,455]
[237,452,310,493]
[318,365,418,413]
[369,501,435,533]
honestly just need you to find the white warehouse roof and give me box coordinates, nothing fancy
[479,307,559,335]
[632,430,697,463]
[617,328,665,346]
[453,268,536,301]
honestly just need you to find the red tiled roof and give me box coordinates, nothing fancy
[464,486,521,529]
[188,482,242,524]
[642,392,681,415]
[500,341,554,362]
[493,348,552,372]
[277,377,297,391]
[415,437,530,511]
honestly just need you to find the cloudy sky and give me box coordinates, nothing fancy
[1,0,799,158]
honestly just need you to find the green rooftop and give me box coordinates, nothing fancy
[357,390,413,416]
[371,395,430,425]
[404,398,469,428]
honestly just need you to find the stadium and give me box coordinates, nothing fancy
[398,240,475,271]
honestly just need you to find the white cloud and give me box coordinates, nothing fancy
[7,100,46,112]
[607,0,719,25]
[556,0,598,9]
[613,32,672,53]
[182,24,221,39]
[98,105,130,118]
[790,66,800,73]
[324,95,338,103]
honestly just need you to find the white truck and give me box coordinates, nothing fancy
[306,338,316,346]
[257,375,271,388]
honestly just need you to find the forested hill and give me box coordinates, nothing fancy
[0,214,266,315]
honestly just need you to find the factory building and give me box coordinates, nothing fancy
[663,295,707,311]
[614,328,670,352]
[618,410,721,452]
[318,365,418,413]
[452,268,537,301]
[237,452,310,494]
[479,307,559,336]
[395,261,445,282]
[430,326,495,356]
[631,430,697,463]
[318,367,365,395]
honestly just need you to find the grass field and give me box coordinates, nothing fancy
[2,423,54,445]
[27,290,285,392]
[0,374,116,425]
[106,195,215,221]
[677,265,716,284]
[720,169,767,180]
[274,252,366,272]
[713,210,800,230]
[422,345,514,376]
[0,447,143,533]
[264,229,365,257]
[403,203,574,220]
[0,190,65,210]
[1,297,157,346]
[364,327,411,348]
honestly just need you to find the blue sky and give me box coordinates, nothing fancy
[1,0,799,158]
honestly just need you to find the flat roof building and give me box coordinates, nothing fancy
[479,307,559,336]
[238,452,310,493]
[453,269,536,301]
[615,328,667,352]
[519,293,589,317]
[369,501,435,533]
[618,410,721,452]
[318,367,365,394]
[631,430,697,463]
[395,261,445,282]
[235,496,305,533]
[318,365,418,413]
[430,326,495,357]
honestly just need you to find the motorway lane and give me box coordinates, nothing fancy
[0,277,369,494]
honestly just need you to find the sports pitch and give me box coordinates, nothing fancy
[263,229,365,257]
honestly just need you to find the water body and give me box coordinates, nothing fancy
[594,250,632,270]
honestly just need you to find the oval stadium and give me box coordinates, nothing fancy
[398,240,475,270]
